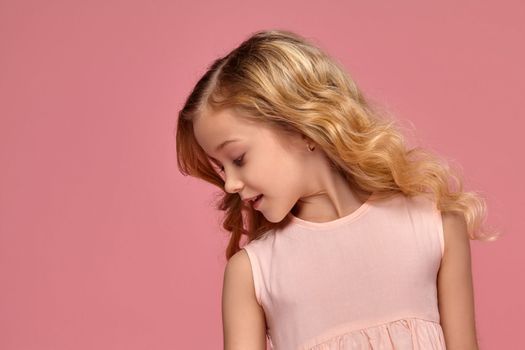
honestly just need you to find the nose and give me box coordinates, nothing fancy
[223,170,244,194]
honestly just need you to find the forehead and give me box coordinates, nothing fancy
[193,108,262,154]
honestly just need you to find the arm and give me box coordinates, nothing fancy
[437,211,479,350]
[222,249,267,350]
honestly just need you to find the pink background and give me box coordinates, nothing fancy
[1,0,523,349]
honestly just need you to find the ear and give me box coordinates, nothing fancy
[301,134,314,144]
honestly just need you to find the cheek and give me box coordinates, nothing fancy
[264,158,302,192]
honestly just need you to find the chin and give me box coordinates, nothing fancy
[261,211,288,224]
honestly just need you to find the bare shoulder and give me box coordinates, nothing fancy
[222,249,267,350]
[224,249,258,299]
[437,211,479,349]
[442,211,470,248]
[225,249,252,279]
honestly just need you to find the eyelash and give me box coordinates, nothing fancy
[218,154,245,173]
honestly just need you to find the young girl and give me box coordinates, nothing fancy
[176,30,500,350]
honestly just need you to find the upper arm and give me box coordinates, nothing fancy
[222,249,267,350]
[437,211,479,350]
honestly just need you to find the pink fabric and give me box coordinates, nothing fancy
[243,192,446,349]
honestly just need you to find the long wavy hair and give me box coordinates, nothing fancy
[175,29,501,260]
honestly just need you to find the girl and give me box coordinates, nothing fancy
[176,30,500,350]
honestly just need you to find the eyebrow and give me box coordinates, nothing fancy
[215,138,240,152]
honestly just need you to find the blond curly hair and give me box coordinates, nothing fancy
[175,29,501,260]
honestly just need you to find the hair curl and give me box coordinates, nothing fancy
[175,29,501,260]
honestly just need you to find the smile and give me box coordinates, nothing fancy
[252,194,263,208]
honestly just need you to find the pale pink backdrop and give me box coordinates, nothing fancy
[0,0,523,349]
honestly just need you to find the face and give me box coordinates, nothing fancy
[192,107,313,223]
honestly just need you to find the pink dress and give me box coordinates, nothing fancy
[242,192,446,349]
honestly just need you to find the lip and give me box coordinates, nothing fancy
[243,194,261,203]
[252,194,263,209]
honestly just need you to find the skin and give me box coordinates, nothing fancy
[192,107,373,223]
[194,107,479,349]
[438,212,480,349]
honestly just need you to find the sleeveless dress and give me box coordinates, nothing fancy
[242,192,447,349]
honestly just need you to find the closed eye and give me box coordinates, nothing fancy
[217,154,245,173]
[234,154,245,166]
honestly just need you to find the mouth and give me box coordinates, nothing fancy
[250,194,263,207]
